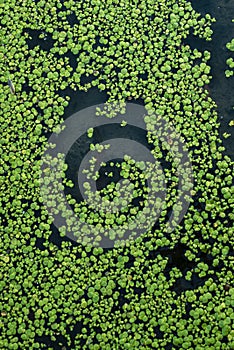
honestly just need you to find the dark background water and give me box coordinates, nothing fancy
[188,0,234,159]
[21,1,233,348]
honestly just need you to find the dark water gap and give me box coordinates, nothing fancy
[18,3,234,347]
[186,0,234,159]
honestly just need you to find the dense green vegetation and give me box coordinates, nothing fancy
[0,0,233,349]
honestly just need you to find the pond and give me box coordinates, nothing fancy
[1,0,233,349]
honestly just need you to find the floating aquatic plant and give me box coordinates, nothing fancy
[0,0,233,349]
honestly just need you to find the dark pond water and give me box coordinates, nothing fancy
[189,0,234,158]
[21,1,233,348]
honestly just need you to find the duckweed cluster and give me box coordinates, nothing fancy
[0,0,233,349]
[225,19,234,78]
[225,20,234,127]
